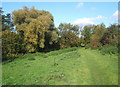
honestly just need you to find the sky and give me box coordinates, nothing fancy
[2,2,119,27]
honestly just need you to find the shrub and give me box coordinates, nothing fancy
[85,44,91,49]
[99,45,118,55]
[2,30,24,60]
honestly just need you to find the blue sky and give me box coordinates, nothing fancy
[2,2,118,27]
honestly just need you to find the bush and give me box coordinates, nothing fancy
[2,30,24,60]
[99,45,118,55]
[85,44,91,49]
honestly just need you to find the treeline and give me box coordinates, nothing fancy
[81,24,119,55]
[1,7,119,60]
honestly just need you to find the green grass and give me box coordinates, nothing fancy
[2,47,118,85]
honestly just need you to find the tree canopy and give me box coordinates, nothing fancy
[12,6,57,52]
[1,6,119,60]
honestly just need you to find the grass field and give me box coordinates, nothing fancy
[2,47,118,85]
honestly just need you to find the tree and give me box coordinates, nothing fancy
[1,8,23,60]
[81,24,95,45]
[90,23,106,48]
[44,30,59,51]
[57,23,81,48]
[2,13,14,31]
[12,6,57,52]
[58,23,80,36]
[59,31,80,48]
[2,30,24,60]
[0,7,3,29]
[101,24,118,46]
[0,8,13,31]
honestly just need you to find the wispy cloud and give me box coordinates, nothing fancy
[73,15,106,25]
[111,10,120,21]
[76,3,84,8]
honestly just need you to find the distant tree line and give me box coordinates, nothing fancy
[1,7,119,60]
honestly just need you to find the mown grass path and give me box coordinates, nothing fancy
[73,48,118,85]
[2,47,118,85]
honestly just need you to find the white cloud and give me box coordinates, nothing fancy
[93,15,106,20]
[76,3,84,8]
[73,15,106,25]
[111,10,120,21]
[73,18,94,25]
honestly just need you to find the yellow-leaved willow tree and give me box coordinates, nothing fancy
[12,6,58,53]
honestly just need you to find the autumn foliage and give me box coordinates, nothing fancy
[1,7,119,60]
